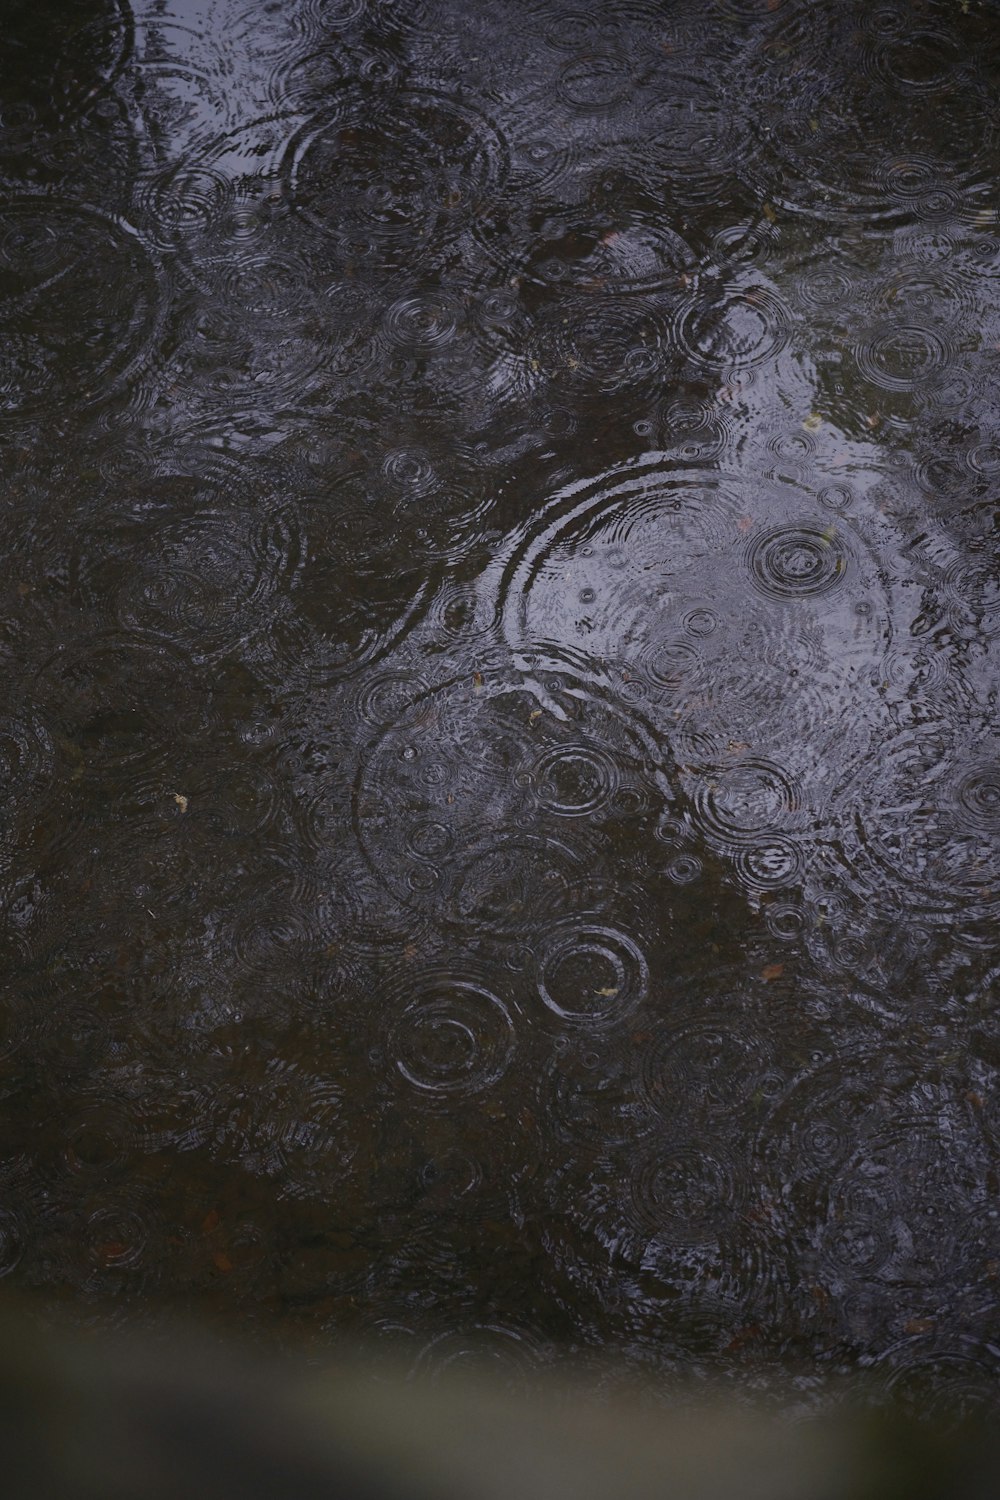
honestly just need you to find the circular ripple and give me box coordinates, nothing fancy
[955,764,1000,831]
[515,214,696,294]
[0,199,163,415]
[540,1041,639,1148]
[738,1,999,224]
[536,924,648,1028]
[744,524,849,601]
[872,1337,1000,1425]
[70,481,300,661]
[532,743,618,816]
[536,293,673,395]
[644,89,746,207]
[944,558,1000,640]
[640,1014,770,1124]
[289,504,437,685]
[353,676,646,927]
[855,324,949,393]
[690,756,801,851]
[495,456,893,819]
[34,635,214,789]
[384,975,515,1100]
[283,88,507,271]
[733,835,805,892]
[677,282,791,371]
[629,1141,741,1246]
[383,290,462,353]
[0,713,54,824]
[556,52,632,111]
[830,729,1000,927]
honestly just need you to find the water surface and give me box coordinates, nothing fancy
[2,0,1000,1412]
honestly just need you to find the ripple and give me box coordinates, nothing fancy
[792,264,856,315]
[382,973,515,1100]
[0,1208,25,1278]
[532,743,618,816]
[677,282,792,371]
[643,90,747,208]
[283,88,508,273]
[628,1141,742,1246]
[733,836,805,893]
[383,291,463,353]
[855,324,950,393]
[411,1324,544,1387]
[943,558,1000,640]
[352,675,646,927]
[535,293,673,395]
[640,1014,770,1124]
[744,524,850,601]
[829,728,1000,927]
[690,756,801,852]
[872,1336,1000,1424]
[70,482,300,662]
[498,456,745,691]
[535,923,648,1028]
[451,832,585,935]
[495,455,894,824]
[0,199,164,415]
[541,1041,640,1148]
[63,1102,138,1177]
[955,764,1000,832]
[136,113,294,262]
[289,494,437,684]
[514,214,697,294]
[0,712,54,824]
[556,52,632,111]
[738,0,999,224]
[213,1058,345,1194]
[34,636,215,796]
[0,0,132,128]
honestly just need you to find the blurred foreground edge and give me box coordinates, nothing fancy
[0,1304,997,1500]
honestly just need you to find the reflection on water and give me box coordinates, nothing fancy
[1,0,1000,1412]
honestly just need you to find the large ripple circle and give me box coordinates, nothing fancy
[283,87,507,269]
[744,524,849,601]
[536,923,648,1028]
[386,975,515,1099]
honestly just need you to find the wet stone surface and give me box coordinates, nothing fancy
[1,0,1000,1411]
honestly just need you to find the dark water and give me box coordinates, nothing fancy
[2,0,1000,1411]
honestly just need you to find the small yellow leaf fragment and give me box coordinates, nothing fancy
[595,987,619,997]
[472,671,484,690]
[173,793,188,813]
[529,708,543,721]
[803,412,823,431]
[809,117,820,132]
[761,202,777,223]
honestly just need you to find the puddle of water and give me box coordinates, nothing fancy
[2,0,1000,1415]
